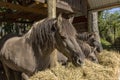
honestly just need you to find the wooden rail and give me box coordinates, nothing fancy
[0,1,47,15]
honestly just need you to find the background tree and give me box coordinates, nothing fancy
[98,9,120,49]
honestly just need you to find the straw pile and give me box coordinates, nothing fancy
[29,50,120,80]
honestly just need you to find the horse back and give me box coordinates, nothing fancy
[0,35,36,74]
[0,33,19,50]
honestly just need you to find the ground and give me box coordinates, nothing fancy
[29,50,120,80]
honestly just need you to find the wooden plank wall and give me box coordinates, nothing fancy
[74,23,88,33]
[73,16,88,33]
[58,0,87,14]
[60,0,82,11]
[38,0,87,13]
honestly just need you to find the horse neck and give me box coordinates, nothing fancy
[27,21,56,56]
[23,22,56,70]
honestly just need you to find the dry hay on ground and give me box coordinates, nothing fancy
[29,50,120,80]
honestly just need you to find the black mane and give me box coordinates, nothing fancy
[24,18,57,69]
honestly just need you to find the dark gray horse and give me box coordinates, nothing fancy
[0,14,85,80]
[0,33,22,80]
[77,40,98,63]
[77,32,103,53]
[57,40,99,65]
[57,32,103,65]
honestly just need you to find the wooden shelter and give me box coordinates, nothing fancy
[0,0,86,23]
[0,0,119,32]
[0,0,120,79]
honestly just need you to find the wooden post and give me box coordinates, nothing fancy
[47,0,57,68]
[88,11,92,32]
[88,11,102,45]
[47,0,56,18]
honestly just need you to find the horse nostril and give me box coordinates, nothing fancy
[92,58,98,63]
[72,54,84,66]
[92,58,96,61]
[77,58,83,65]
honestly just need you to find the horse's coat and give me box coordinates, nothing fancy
[0,14,85,80]
[57,40,99,64]
[77,32,103,53]
[57,32,102,64]
[77,40,98,63]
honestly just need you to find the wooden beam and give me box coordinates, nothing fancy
[57,1,74,13]
[34,1,47,8]
[0,2,47,22]
[86,0,90,10]
[47,0,56,18]
[0,18,33,23]
[88,2,120,12]
[0,1,47,15]
[47,0,57,68]
[36,0,74,13]
[0,12,32,20]
[88,11,101,43]
[0,12,45,21]
[35,0,46,4]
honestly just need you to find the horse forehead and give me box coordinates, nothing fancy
[61,28,76,37]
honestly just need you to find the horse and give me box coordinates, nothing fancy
[57,51,68,65]
[57,40,99,65]
[0,33,21,50]
[57,32,103,65]
[0,61,7,80]
[77,40,98,63]
[0,14,85,80]
[77,32,103,53]
[0,33,22,80]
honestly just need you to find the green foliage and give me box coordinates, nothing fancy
[98,9,120,45]
[101,38,112,50]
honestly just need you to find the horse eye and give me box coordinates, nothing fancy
[60,35,66,39]
[51,25,56,32]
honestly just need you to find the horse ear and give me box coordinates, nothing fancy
[57,13,63,30]
[69,15,74,23]
[88,33,95,40]
[57,13,62,23]
[51,20,57,32]
[88,34,93,38]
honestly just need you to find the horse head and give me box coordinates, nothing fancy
[77,32,103,53]
[88,33,103,53]
[54,13,85,66]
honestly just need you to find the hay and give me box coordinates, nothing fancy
[29,50,120,80]
[98,50,120,67]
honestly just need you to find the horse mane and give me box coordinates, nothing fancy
[24,17,77,46]
[77,39,92,57]
[78,32,96,41]
[24,18,56,52]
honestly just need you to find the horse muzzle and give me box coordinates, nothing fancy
[72,54,85,67]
